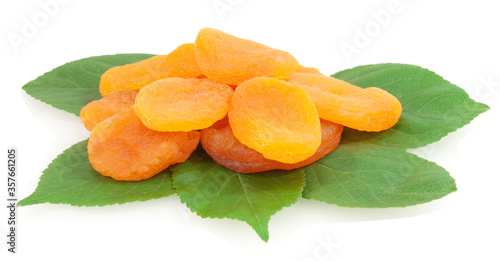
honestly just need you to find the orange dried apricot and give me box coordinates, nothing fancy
[80,90,138,131]
[99,43,202,96]
[88,107,200,181]
[83,28,405,181]
[228,77,321,164]
[194,28,300,85]
[202,118,343,173]
[134,77,233,132]
[294,64,322,74]
[288,72,402,132]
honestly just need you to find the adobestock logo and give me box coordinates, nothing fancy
[302,235,341,261]
[471,74,499,102]
[6,0,70,53]
[213,0,244,21]
[339,0,407,65]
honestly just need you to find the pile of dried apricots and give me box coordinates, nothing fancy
[80,28,402,181]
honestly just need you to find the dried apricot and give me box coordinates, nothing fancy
[228,77,321,164]
[202,118,343,173]
[88,107,200,181]
[294,64,322,74]
[80,90,138,131]
[99,43,202,96]
[288,72,402,132]
[134,77,234,132]
[194,28,300,85]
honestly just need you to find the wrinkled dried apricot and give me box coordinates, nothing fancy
[202,118,343,173]
[88,107,200,181]
[288,72,402,132]
[99,43,202,96]
[194,28,300,85]
[80,90,138,131]
[294,65,322,74]
[134,77,233,132]
[228,77,321,164]
[82,27,405,181]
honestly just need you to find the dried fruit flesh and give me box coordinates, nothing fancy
[134,77,234,132]
[99,43,202,96]
[202,118,343,173]
[80,90,138,131]
[88,108,200,181]
[194,28,299,85]
[294,65,322,74]
[82,27,404,180]
[228,77,321,164]
[288,72,402,132]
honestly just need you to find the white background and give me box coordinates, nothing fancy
[1,0,499,260]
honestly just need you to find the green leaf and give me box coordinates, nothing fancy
[22,53,155,116]
[302,143,457,208]
[302,63,487,207]
[18,140,175,207]
[172,149,306,242]
[19,59,488,239]
[333,63,489,149]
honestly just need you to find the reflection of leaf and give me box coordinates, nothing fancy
[22,54,154,116]
[172,149,305,242]
[302,143,457,207]
[18,140,175,207]
[333,63,489,148]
